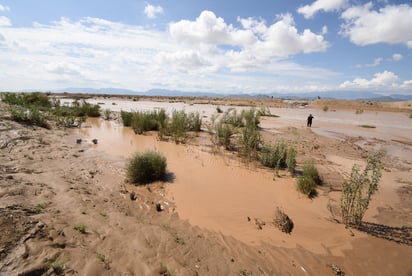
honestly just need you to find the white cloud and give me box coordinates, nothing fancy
[170,11,328,71]
[340,70,399,89]
[0,14,338,94]
[0,4,10,12]
[298,0,348,19]
[321,25,328,35]
[341,3,412,47]
[170,10,256,46]
[0,16,11,26]
[144,4,164,19]
[392,53,403,61]
[356,57,382,68]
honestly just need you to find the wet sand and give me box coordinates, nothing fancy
[1,97,412,275]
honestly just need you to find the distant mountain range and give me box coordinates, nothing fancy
[53,87,412,101]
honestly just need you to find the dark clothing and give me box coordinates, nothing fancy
[307,114,314,127]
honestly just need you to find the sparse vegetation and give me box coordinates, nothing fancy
[323,105,329,112]
[340,151,384,227]
[127,151,167,184]
[216,106,223,113]
[121,109,201,143]
[273,207,294,234]
[296,160,321,197]
[355,109,364,114]
[103,109,111,120]
[34,202,48,214]
[120,110,133,126]
[49,259,64,274]
[74,223,87,234]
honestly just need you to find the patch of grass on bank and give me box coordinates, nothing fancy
[296,160,321,198]
[127,151,167,184]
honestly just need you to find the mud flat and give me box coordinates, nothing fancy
[1,97,412,275]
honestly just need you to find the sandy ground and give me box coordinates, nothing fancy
[1,97,412,275]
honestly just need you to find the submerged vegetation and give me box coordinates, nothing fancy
[120,109,201,143]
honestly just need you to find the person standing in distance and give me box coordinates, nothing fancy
[307,114,314,127]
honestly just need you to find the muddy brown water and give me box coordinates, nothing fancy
[76,100,412,256]
[78,118,362,256]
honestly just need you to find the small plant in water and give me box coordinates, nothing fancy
[127,151,167,184]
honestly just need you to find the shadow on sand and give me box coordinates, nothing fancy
[356,222,412,246]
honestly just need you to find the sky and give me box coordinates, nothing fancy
[0,0,411,95]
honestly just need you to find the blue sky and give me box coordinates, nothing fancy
[0,0,411,95]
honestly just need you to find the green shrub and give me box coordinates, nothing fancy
[286,146,297,173]
[341,151,384,227]
[103,109,111,120]
[296,176,317,197]
[1,92,51,108]
[296,160,321,197]
[221,109,244,127]
[259,142,287,169]
[186,111,202,131]
[301,160,321,185]
[73,223,87,234]
[169,110,187,143]
[323,105,329,112]
[216,122,233,150]
[121,110,133,126]
[10,106,50,129]
[127,151,167,184]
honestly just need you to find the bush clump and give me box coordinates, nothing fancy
[274,207,294,234]
[259,142,297,173]
[127,151,167,184]
[296,160,321,197]
[341,151,384,227]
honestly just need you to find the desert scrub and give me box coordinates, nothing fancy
[296,160,321,197]
[273,207,294,233]
[10,105,51,129]
[73,223,87,233]
[127,151,167,184]
[103,109,111,120]
[341,151,384,227]
[120,110,133,126]
[323,105,329,112]
[216,106,223,113]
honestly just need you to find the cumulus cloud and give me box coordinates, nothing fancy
[144,4,164,19]
[391,53,403,61]
[341,3,412,47]
[0,4,10,12]
[0,14,336,93]
[170,10,256,46]
[0,16,11,26]
[298,0,348,18]
[170,11,328,71]
[340,70,399,89]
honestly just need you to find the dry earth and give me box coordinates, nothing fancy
[0,97,412,276]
